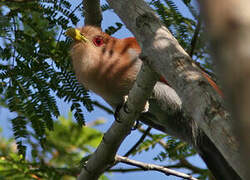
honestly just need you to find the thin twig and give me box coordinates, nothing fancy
[188,17,216,79]
[189,17,201,58]
[91,100,114,114]
[137,126,210,176]
[115,155,198,180]
[12,16,17,66]
[71,1,83,15]
[56,1,82,47]
[124,126,151,157]
[138,126,168,148]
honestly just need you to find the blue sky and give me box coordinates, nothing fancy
[0,0,206,179]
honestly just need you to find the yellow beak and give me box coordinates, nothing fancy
[65,28,89,42]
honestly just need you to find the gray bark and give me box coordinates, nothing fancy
[77,64,158,179]
[106,0,244,178]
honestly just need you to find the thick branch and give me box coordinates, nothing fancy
[115,155,198,180]
[77,64,158,180]
[106,0,242,178]
[83,0,102,27]
[199,0,250,178]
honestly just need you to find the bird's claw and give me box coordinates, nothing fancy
[114,96,149,131]
[114,103,123,123]
[114,96,129,123]
[131,120,141,130]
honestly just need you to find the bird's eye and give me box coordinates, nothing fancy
[93,36,104,47]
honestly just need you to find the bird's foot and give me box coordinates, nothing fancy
[114,96,149,127]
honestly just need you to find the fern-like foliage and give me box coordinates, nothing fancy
[0,0,93,156]
[150,0,195,49]
[101,3,111,12]
[150,0,212,71]
[105,22,123,35]
[0,1,212,179]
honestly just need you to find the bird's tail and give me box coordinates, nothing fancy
[140,82,240,179]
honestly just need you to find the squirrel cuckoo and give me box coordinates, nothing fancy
[65,24,226,141]
[65,26,222,108]
[65,26,241,180]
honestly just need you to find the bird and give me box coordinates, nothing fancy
[64,25,224,124]
[65,25,222,111]
[66,26,144,110]
[65,26,240,180]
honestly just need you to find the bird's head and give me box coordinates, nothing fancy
[65,25,142,107]
[66,26,110,50]
[65,26,112,74]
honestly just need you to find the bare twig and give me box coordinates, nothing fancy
[188,17,216,80]
[91,100,114,114]
[137,126,168,148]
[124,126,151,157]
[189,17,201,58]
[115,155,198,180]
[56,2,82,49]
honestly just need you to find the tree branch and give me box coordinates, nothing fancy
[115,155,198,180]
[104,126,151,172]
[83,0,102,27]
[106,0,241,178]
[77,64,159,180]
[199,0,250,178]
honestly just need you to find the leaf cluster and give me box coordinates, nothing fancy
[0,0,93,156]
[150,0,214,72]
[0,115,104,179]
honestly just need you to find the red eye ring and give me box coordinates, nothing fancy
[93,36,104,47]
